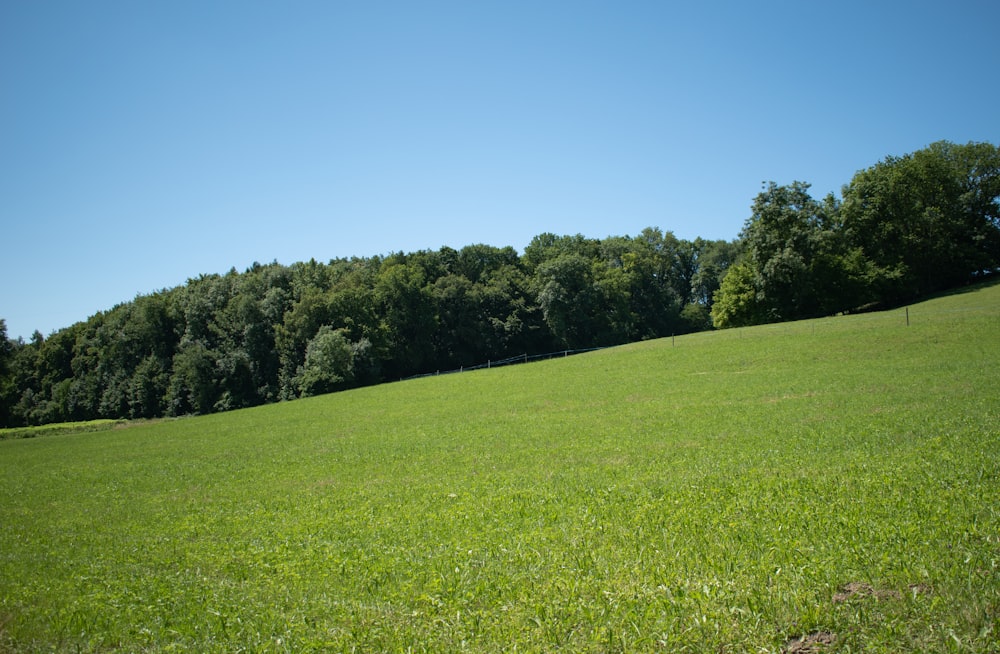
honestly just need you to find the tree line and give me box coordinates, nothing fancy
[711,140,1000,326]
[0,230,736,426]
[2,140,997,427]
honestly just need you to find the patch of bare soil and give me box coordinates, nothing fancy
[833,581,901,602]
[783,631,836,653]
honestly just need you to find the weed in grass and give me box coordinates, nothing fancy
[0,419,130,440]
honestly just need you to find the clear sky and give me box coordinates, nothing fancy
[2,0,998,340]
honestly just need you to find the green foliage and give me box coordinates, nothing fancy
[0,325,13,427]
[456,243,520,283]
[690,239,739,304]
[1,284,998,651]
[712,141,1000,329]
[714,182,864,327]
[841,140,1000,303]
[710,261,762,328]
[617,228,685,337]
[535,253,601,347]
[295,326,369,397]
[375,258,438,378]
[167,340,217,415]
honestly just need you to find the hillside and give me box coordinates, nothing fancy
[1,283,999,652]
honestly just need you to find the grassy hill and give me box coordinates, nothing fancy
[2,283,999,652]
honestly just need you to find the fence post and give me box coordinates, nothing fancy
[906,307,909,326]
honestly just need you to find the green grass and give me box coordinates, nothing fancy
[2,283,999,652]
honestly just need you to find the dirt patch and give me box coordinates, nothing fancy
[833,581,901,602]
[783,631,836,653]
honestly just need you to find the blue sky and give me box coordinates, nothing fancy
[2,0,998,340]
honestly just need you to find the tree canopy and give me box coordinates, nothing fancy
[839,140,1000,303]
[713,140,999,326]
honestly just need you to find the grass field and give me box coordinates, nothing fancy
[2,283,999,652]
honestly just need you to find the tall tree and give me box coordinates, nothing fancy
[166,340,218,416]
[713,182,860,327]
[431,274,486,367]
[295,326,369,397]
[375,261,438,378]
[0,320,16,426]
[710,261,765,328]
[841,141,1000,304]
[688,239,738,305]
[626,228,686,337]
[534,253,602,348]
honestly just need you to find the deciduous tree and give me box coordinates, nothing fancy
[841,141,1000,303]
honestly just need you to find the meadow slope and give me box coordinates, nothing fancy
[2,283,999,652]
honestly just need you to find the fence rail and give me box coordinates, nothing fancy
[403,347,607,381]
